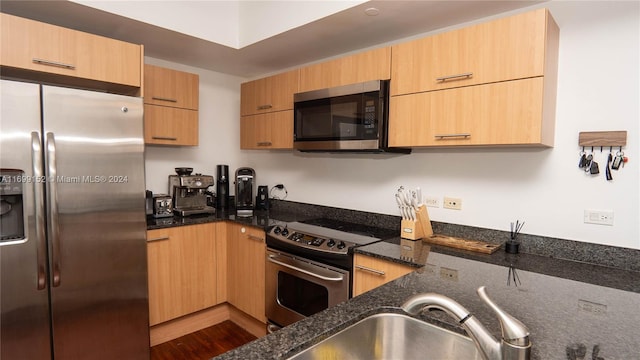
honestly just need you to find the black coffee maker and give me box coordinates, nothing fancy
[235,167,255,216]
[215,165,230,210]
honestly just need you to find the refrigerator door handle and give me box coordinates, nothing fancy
[32,132,47,290]
[45,132,62,287]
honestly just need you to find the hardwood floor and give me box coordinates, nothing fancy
[150,320,257,360]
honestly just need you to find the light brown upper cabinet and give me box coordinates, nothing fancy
[143,64,199,146]
[389,8,559,148]
[240,111,294,150]
[391,8,554,95]
[0,13,142,90]
[389,78,551,146]
[240,70,299,117]
[298,47,391,92]
[240,70,298,150]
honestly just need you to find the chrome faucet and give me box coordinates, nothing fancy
[402,286,531,360]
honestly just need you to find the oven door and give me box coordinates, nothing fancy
[265,249,350,328]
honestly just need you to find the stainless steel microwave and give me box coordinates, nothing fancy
[293,80,410,153]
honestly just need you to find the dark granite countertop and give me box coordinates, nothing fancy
[216,243,640,359]
[146,208,316,231]
[151,201,640,359]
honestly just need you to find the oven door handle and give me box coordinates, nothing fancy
[267,254,345,282]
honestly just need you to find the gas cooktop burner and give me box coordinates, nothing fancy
[267,220,392,256]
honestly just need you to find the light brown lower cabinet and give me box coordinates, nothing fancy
[146,223,220,326]
[226,223,267,323]
[353,254,414,297]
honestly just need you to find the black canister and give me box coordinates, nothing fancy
[256,185,269,210]
[215,165,230,209]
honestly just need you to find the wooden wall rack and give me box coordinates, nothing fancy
[578,131,627,147]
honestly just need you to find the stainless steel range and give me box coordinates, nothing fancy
[265,219,393,332]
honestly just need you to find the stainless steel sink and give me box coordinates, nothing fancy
[288,312,481,360]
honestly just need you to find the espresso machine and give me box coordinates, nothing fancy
[235,167,255,217]
[168,167,215,216]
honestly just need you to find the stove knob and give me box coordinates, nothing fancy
[281,228,289,237]
[273,226,282,235]
[327,239,336,248]
[337,241,346,250]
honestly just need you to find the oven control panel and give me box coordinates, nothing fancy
[268,225,355,255]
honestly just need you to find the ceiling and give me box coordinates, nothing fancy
[0,0,545,78]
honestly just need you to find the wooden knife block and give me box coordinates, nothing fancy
[400,205,433,240]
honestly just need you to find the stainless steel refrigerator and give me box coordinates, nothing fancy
[0,79,149,359]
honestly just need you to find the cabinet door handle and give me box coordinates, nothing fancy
[152,136,178,141]
[436,72,473,82]
[257,104,273,110]
[151,96,178,103]
[247,234,264,242]
[147,236,170,242]
[355,265,386,276]
[434,133,471,139]
[257,141,272,147]
[32,58,76,70]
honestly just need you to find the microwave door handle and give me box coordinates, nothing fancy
[267,254,344,282]
[31,132,47,290]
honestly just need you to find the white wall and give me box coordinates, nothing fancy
[143,58,245,193]
[72,0,365,48]
[145,1,639,250]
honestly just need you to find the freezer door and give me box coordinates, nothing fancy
[41,85,149,359]
[0,80,52,359]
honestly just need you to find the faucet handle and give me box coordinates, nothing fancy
[477,286,530,347]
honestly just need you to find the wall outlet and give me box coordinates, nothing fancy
[440,267,459,282]
[443,197,462,210]
[424,196,440,208]
[578,299,607,315]
[583,210,614,226]
[422,263,437,274]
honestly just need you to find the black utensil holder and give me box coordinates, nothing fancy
[505,240,520,254]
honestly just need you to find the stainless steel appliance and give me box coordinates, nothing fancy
[168,168,215,216]
[235,167,255,216]
[152,193,173,218]
[265,219,394,331]
[0,80,149,359]
[293,80,410,153]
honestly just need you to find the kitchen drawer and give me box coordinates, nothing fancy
[353,254,414,296]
